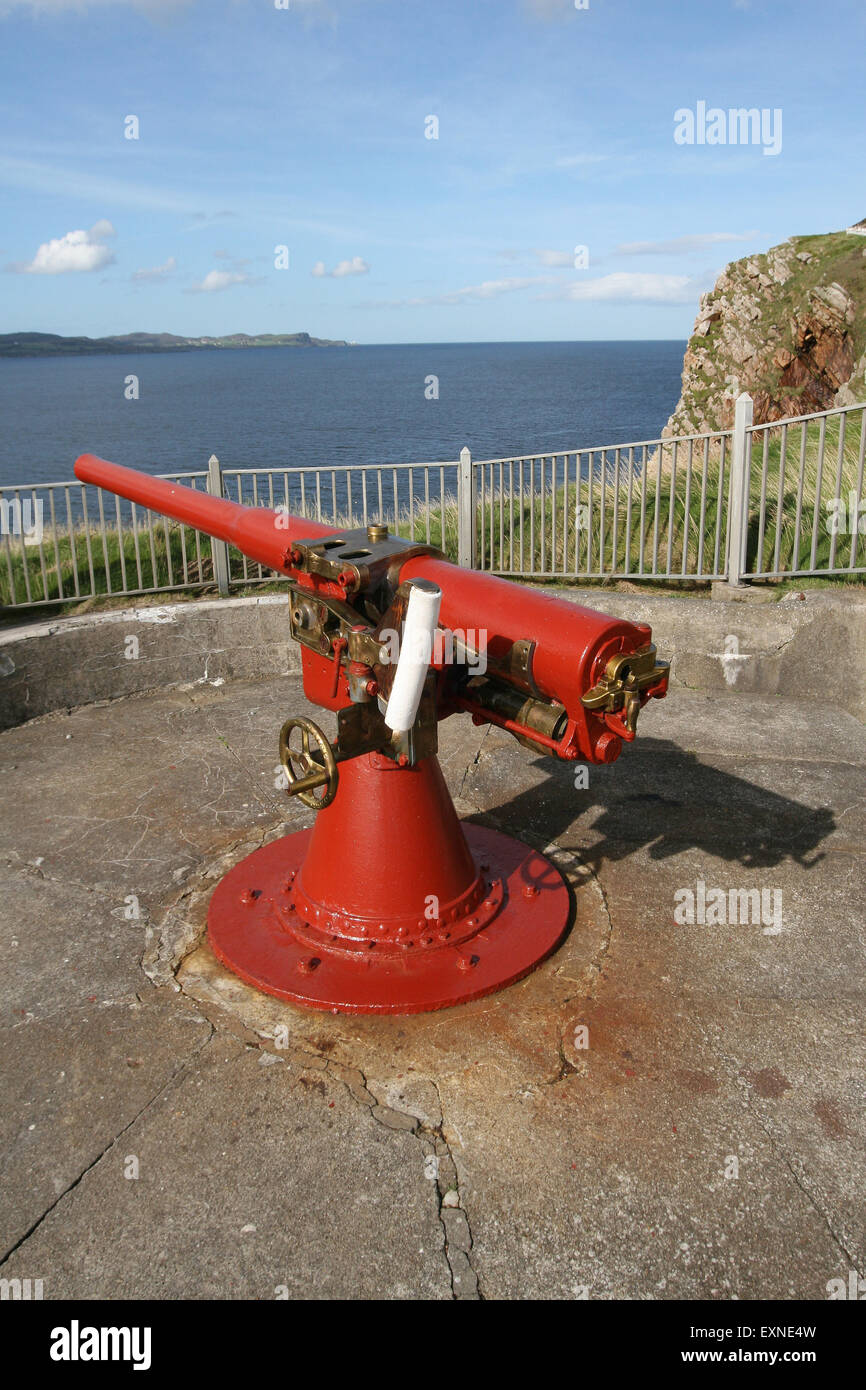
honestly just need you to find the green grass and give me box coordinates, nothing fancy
[0,520,216,607]
[445,411,866,580]
[3,410,864,612]
[740,411,866,575]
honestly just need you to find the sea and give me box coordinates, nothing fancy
[0,340,685,490]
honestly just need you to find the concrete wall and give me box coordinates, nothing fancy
[558,589,866,723]
[0,596,300,729]
[1,587,863,730]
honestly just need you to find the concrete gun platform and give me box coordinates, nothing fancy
[1,664,864,1299]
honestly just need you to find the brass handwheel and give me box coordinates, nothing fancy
[278,716,339,810]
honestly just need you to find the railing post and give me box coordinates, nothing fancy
[726,393,753,587]
[457,446,476,569]
[206,453,231,597]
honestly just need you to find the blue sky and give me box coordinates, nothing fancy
[1,0,863,343]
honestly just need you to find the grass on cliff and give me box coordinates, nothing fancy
[749,232,866,377]
[789,231,866,364]
[669,229,866,434]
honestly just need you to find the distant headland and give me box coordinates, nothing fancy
[0,331,351,358]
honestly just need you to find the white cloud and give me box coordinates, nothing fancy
[364,276,549,309]
[364,264,712,311]
[131,256,177,283]
[209,251,251,269]
[188,268,253,293]
[13,220,115,274]
[312,255,369,278]
[614,231,757,256]
[88,218,116,241]
[449,277,540,300]
[545,272,703,304]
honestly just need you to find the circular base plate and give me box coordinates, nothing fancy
[208,824,571,1015]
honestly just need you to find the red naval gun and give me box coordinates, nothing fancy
[75,454,669,1014]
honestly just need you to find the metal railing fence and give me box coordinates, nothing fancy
[0,469,210,608]
[0,457,458,609]
[1,395,864,610]
[217,461,458,588]
[736,402,866,580]
[467,430,732,581]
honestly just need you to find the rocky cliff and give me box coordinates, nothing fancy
[664,225,866,435]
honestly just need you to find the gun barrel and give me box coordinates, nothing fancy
[75,453,667,756]
[74,454,333,574]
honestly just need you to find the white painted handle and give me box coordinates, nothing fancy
[384,581,442,733]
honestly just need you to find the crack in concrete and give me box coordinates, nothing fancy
[0,1022,216,1270]
[457,723,492,801]
[768,633,798,657]
[413,1078,481,1301]
[287,1059,482,1299]
[318,1063,481,1298]
[123,723,480,1296]
[763,1127,864,1276]
[163,981,479,1300]
[539,844,617,1086]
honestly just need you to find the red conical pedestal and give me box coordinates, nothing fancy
[208,753,571,1014]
